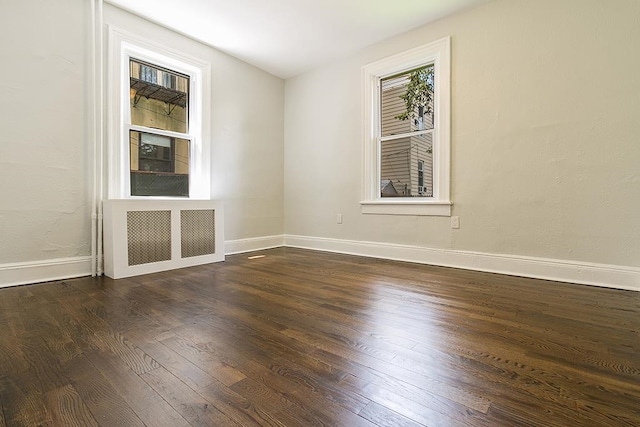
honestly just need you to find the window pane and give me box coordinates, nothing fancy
[380,132,432,198]
[129,130,190,197]
[381,65,434,137]
[129,59,189,133]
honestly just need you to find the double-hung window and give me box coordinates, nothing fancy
[108,27,211,199]
[129,59,191,197]
[361,37,451,216]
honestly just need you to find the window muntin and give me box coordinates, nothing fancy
[361,37,450,216]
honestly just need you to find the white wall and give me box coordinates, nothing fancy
[0,2,285,285]
[0,0,91,265]
[285,0,640,270]
[104,5,285,244]
[2,0,638,288]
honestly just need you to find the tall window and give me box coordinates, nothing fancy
[108,26,211,199]
[128,59,190,197]
[380,65,433,198]
[361,37,451,216]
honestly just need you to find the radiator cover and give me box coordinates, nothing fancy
[103,199,224,279]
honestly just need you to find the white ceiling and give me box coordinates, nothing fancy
[106,0,489,79]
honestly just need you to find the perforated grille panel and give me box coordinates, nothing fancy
[127,210,172,266]
[180,209,215,258]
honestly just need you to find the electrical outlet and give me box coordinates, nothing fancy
[451,216,460,229]
[337,213,343,224]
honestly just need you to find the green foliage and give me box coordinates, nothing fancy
[395,65,434,122]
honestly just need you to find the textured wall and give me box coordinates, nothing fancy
[0,2,285,267]
[108,4,286,243]
[284,0,640,267]
[106,5,286,243]
[0,0,91,263]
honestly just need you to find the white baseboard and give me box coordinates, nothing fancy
[284,234,640,292]
[225,235,285,255]
[0,257,93,289]
[3,236,638,292]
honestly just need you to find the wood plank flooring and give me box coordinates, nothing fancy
[0,247,638,426]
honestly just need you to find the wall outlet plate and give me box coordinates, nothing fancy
[451,216,460,229]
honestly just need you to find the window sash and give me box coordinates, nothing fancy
[127,124,191,141]
[379,130,433,199]
[380,128,434,143]
[125,125,193,191]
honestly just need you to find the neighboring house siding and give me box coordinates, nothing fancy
[381,80,433,197]
[381,86,411,195]
[381,85,409,136]
[413,133,433,196]
[380,77,433,197]
[381,137,411,195]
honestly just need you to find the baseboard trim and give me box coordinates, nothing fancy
[0,257,93,288]
[225,235,285,255]
[3,237,638,292]
[283,235,640,292]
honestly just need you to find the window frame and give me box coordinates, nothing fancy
[361,37,451,216]
[107,26,211,199]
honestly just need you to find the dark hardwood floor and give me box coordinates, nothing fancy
[0,247,638,426]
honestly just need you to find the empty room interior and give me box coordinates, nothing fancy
[1,0,639,425]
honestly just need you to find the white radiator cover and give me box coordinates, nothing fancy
[103,199,224,279]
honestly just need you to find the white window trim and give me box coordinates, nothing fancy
[107,25,211,199]
[361,37,451,216]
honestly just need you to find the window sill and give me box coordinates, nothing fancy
[360,200,452,216]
